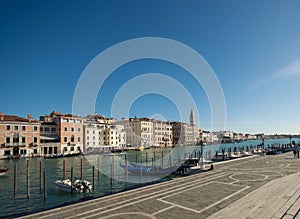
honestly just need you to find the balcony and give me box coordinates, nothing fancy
[4,142,27,148]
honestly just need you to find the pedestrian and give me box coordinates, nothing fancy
[293,149,297,159]
[297,149,300,159]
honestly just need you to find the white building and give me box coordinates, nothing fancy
[122,118,153,148]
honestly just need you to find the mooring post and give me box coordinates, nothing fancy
[70,167,73,194]
[97,156,100,181]
[27,160,30,199]
[125,154,128,187]
[40,160,42,193]
[169,150,171,167]
[43,170,47,199]
[63,160,66,180]
[14,164,17,197]
[135,153,138,164]
[146,152,148,166]
[161,151,164,168]
[80,158,83,179]
[92,165,95,192]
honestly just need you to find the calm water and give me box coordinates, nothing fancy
[0,138,298,218]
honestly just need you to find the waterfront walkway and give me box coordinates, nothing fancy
[20,152,300,219]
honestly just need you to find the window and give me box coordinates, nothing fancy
[22,126,26,131]
[6,125,10,130]
[34,137,37,143]
[51,127,56,132]
[34,126,38,131]
[33,149,37,154]
[78,137,80,142]
[70,147,74,151]
[64,147,67,151]
[64,127,67,131]
[14,125,18,131]
[71,127,74,131]
[87,130,89,134]
[40,127,43,131]
[71,135,74,142]
[77,128,80,132]
[64,137,67,142]
[6,137,10,143]
[22,137,26,143]
[45,127,50,132]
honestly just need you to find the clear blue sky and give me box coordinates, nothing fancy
[1,0,300,134]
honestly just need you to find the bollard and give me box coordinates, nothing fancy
[135,153,138,164]
[153,151,156,168]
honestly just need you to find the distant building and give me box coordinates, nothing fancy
[40,111,83,155]
[83,114,126,152]
[122,117,153,147]
[171,109,199,145]
[0,113,40,158]
[152,119,173,147]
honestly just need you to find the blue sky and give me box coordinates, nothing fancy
[1,0,300,134]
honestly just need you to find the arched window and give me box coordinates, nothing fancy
[71,135,74,142]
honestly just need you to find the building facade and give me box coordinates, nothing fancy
[40,111,83,155]
[0,113,40,158]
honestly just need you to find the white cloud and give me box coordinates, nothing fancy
[273,58,300,78]
[250,58,300,88]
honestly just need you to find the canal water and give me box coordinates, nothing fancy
[0,138,298,218]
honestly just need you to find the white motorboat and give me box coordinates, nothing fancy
[73,179,93,191]
[55,179,83,193]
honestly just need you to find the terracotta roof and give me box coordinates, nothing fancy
[2,115,29,122]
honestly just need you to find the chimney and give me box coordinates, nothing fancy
[27,114,33,122]
[0,112,4,121]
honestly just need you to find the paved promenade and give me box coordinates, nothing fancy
[20,152,300,219]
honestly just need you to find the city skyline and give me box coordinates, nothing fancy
[1,1,300,134]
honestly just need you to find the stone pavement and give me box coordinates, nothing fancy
[20,152,300,219]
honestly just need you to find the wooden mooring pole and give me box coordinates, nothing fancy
[80,158,83,179]
[92,165,95,192]
[14,164,17,197]
[43,170,47,199]
[97,156,100,181]
[63,160,66,180]
[39,160,42,193]
[27,160,30,199]
[70,167,73,194]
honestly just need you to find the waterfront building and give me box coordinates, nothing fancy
[152,119,173,147]
[0,113,40,158]
[40,121,60,156]
[40,111,83,155]
[83,114,126,152]
[122,117,153,148]
[171,109,199,145]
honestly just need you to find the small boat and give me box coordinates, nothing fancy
[73,179,92,191]
[54,179,83,193]
[0,168,9,176]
